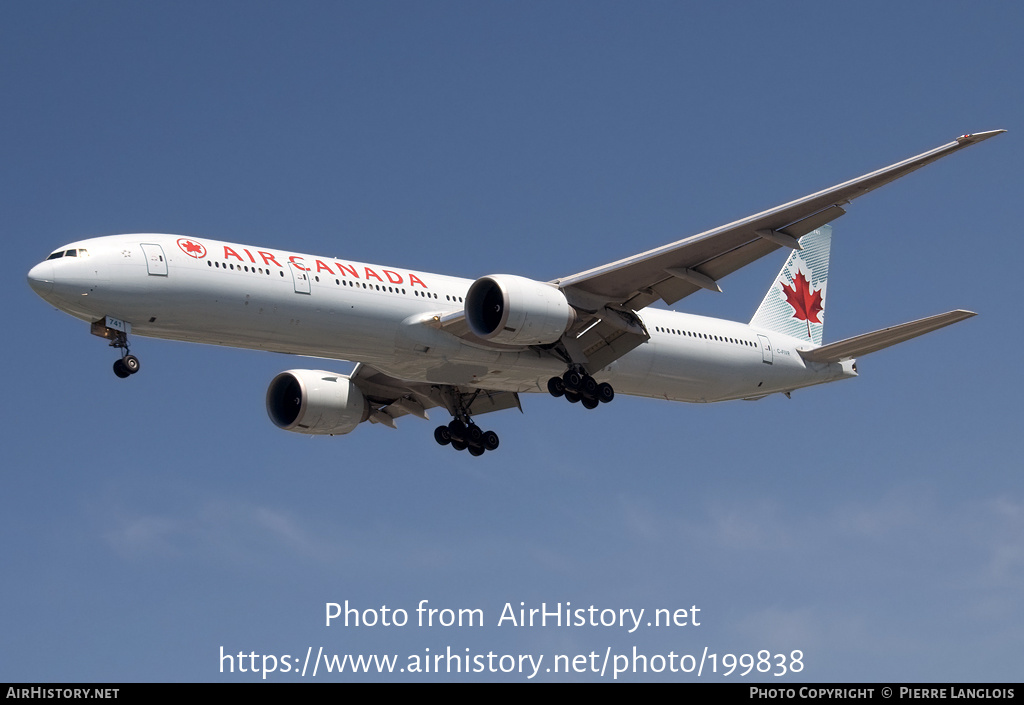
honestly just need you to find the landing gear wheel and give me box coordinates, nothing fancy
[122,354,140,374]
[447,419,467,443]
[563,369,583,392]
[547,376,565,397]
[436,419,500,456]
[112,359,130,378]
[554,367,615,409]
[438,391,502,456]
[434,425,452,446]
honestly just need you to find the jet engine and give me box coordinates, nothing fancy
[266,370,368,435]
[464,274,575,346]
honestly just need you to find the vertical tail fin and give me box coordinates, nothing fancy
[749,225,831,345]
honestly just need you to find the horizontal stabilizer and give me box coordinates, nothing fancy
[798,310,976,363]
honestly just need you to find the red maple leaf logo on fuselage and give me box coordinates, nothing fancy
[177,238,207,258]
[780,269,823,338]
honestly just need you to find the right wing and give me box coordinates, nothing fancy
[546,130,1003,371]
[425,132,1002,373]
[555,131,1004,313]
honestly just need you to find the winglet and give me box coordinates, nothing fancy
[956,129,1007,145]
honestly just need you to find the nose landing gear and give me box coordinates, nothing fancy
[90,318,141,379]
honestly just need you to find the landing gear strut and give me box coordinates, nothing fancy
[547,367,613,409]
[433,390,500,456]
[91,318,141,379]
[104,328,140,379]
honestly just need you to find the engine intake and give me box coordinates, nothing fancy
[465,274,575,345]
[266,370,368,435]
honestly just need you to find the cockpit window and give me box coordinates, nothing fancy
[45,248,89,260]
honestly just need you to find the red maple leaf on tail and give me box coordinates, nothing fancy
[780,269,823,339]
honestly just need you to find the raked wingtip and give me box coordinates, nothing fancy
[956,130,1006,144]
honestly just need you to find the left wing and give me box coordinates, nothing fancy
[351,363,521,429]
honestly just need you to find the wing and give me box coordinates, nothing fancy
[351,363,521,429]
[432,131,1002,374]
[555,131,1005,312]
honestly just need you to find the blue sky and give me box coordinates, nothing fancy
[3,1,1021,682]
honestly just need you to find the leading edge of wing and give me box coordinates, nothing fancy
[554,130,1005,309]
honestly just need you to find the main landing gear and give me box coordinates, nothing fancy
[432,388,500,456]
[434,420,500,457]
[546,367,614,410]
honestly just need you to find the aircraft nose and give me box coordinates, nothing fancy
[27,261,54,296]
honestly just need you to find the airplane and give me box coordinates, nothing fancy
[27,130,1003,456]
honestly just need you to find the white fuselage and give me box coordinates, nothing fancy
[27,234,853,403]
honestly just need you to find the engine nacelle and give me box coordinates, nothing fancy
[266,369,369,435]
[465,274,575,345]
